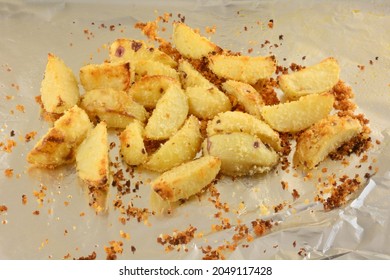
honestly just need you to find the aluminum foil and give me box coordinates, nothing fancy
[1,0,389,260]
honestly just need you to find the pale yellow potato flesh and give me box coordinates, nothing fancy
[206,111,282,152]
[109,38,177,67]
[119,120,148,166]
[185,86,231,120]
[202,132,279,176]
[151,155,221,202]
[144,85,189,140]
[222,80,265,118]
[173,22,221,59]
[134,60,179,81]
[294,115,362,169]
[79,62,133,91]
[40,53,80,114]
[278,57,340,100]
[128,75,181,109]
[80,88,148,128]
[149,189,180,214]
[261,93,335,133]
[209,54,276,84]
[27,105,92,168]
[143,115,203,172]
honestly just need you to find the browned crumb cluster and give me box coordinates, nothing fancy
[4,168,13,178]
[157,225,197,252]
[104,240,124,260]
[0,205,8,213]
[292,189,300,200]
[1,139,16,153]
[76,251,97,260]
[253,78,280,106]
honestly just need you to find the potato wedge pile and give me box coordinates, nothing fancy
[27,20,367,212]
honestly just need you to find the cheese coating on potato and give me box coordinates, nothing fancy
[79,62,133,91]
[135,60,179,81]
[278,57,340,100]
[173,22,221,59]
[202,132,279,176]
[80,88,148,128]
[261,93,335,133]
[144,84,189,140]
[143,115,202,172]
[209,54,276,84]
[151,155,221,202]
[109,38,177,68]
[119,120,147,166]
[27,106,92,168]
[178,59,215,89]
[206,111,281,152]
[128,75,181,109]
[222,80,265,118]
[294,115,362,169]
[40,53,80,114]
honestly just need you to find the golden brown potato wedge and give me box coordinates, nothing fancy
[128,75,181,109]
[27,105,92,168]
[134,60,179,81]
[185,86,231,120]
[178,59,214,89]
[260,93,335,133]
[294,115,362,169]
[76,122,109,213]
[40,53,80,114]
[202,132,279,176]
[109,38,177,68]
[144,85,189,140]
[143,115,202,172]
[79,62,133,91]
[173,22,221,59]
[222,80,265,118]
[80,88,148,128]
[206,111,282,152]
[208,54,276,84]
[119,120,148,166]
[278,57,340,100]
[151,155,221,202]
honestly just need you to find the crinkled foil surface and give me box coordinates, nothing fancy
[0,0,389,260]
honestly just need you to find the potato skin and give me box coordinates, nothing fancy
[27,105,92,168]
[294,115,362,169]
[260,93,335,133]
[144,84,189,140]
[80,88,148,128]
[119,120,148,166]
[79,62,133,91]
[40,53,80,114]
[143,115,203,172]
[202,132,279,176]
[151,155,221,202]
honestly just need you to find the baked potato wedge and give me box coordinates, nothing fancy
[294,115,362,169]
[206,111,282,152]
[208,54,276,84]
[119,120,148,166]
[149,189,180,214]
[222,80,265,118]
[40,53,80,114]
[261,93,335,133]
[80,88,148,128]
[143,115,202,172]
[109,38,177,68]
[173,22,221,59]
[151,155,221,202]
[202,132,279,176]
[27,105,92,168]
[178,59,214,89]
[134,60,179,81]
[185,86,231,120]
[76,122,109,212]
[144,84,189,140]
[128,75,180,109]
[79,62,133,91]
[278,57,340,100]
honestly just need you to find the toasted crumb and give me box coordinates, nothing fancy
[4,168,13,178]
